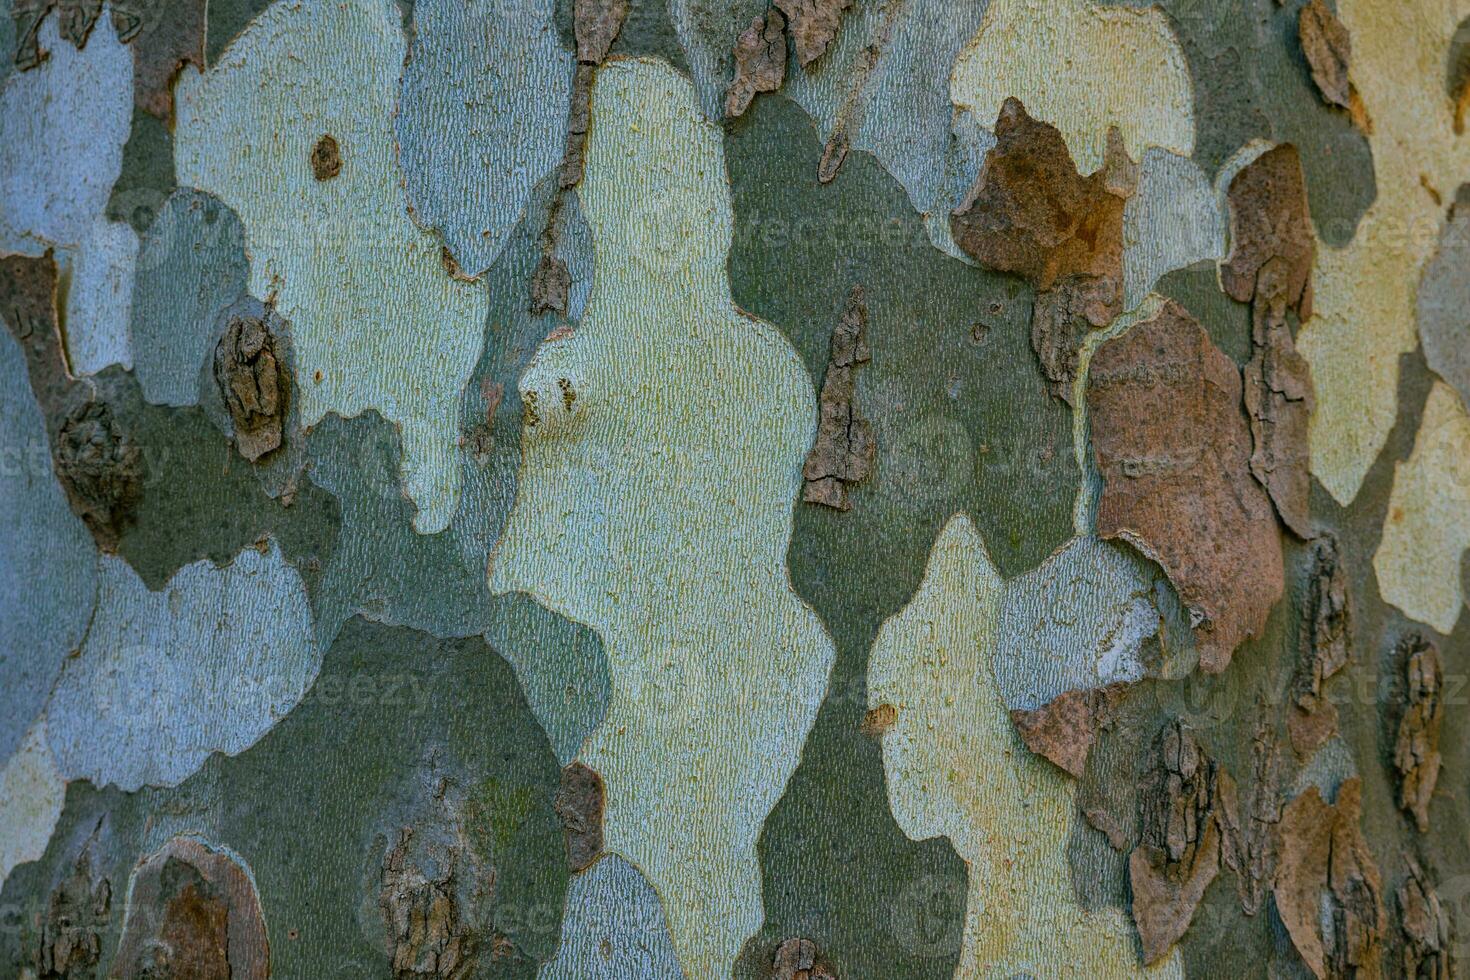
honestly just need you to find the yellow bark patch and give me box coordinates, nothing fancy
[869,514,1185,977]
[949,0,1193,174]
[1298,0,1470,505]
[1374,383,1470,634]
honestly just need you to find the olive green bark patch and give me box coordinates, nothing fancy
[726,93,1075,979]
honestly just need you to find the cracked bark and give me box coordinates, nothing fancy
[1129,721,1224,965]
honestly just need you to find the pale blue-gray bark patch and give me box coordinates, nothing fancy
[396,0,572,276]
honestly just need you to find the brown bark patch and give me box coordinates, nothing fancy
[1009,684,1126,779]
[725,8,787,120]
[1288,535,1352,756]
[554,762,605,874]
[109,836,270,980]
[1216,722,1284,916]
[55,400,145,552]
[214,314,286,462]
[1274,778,1386,979]
[860,702,896,738]
[803,286,874,511]
[1394,634,1444,834]
[1087,300,1284,673]
[1299,0,1368,129]
[1226,146,1316,536]
[529,254,570,317]
[1221,144,1315,319]
[573,0,628,64]
[951,100,1134,400]
[1129,721,1224,964]
[774,0,849,68]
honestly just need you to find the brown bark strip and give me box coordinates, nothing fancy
[114,0,207,122]
[555,762,606,873]
[1273,778,1386,979]
[380,827,479,979]
[1225,145,1316,537]
[1008,684,1126,779]
[803,286,874,511]
[1299,0,1369,130]
[1397,857,1450,980]
[774,0,849,68]
[1086,300,1284,673]
[1129,721,1224,965]
[1394,634,1444,834]
[1288,535,1352,756]
[952,100,1134,401]
[1217,721,1283,916]
[214,314,286,462]
[725,8,786,120]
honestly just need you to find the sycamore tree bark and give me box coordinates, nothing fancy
[1,0,1467,977]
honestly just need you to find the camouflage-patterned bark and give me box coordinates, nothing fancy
[1,0,1467,977]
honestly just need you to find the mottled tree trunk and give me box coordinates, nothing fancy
[1,0,1468,978]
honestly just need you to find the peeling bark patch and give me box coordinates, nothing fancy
[1243,259,1315,538]
[772,937,835,980]
[214,314,285,462]
[110,836,270,980]
[380,827,479,979]
[1398,857,1450,980]
[1086,300,1284,673]
[13,0,103,70]
[310,133,342,181]
[1129,721,1223,965]
[1008,684,1124,779]
[555,762,605,873]
[724,8,785,120]
[1394,633,1443,834]
[1225,146,1316,536]
[1221,144,1315,320]
[36,845,110,979]
[1288,535,1352,756]
[774,0,848,68]
[859,702,896,738]
[573,0,628,64]
[1299,0,1364,125]
[803,287,874,510]
[951,100,1133,399]
[1273,778,1385,979]
[55,400,145,553]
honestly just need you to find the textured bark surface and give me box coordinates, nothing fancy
[1,1,1467,978]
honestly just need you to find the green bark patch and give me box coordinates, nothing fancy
[725,93,1076,978]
